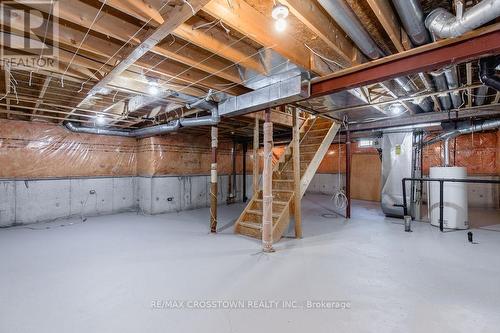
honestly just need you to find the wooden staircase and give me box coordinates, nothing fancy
[234,117,340,241]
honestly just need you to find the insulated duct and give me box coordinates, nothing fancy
[480,56,500,91]
[425,0,500,39]
[316,0,383,59]
[424,119,500,166]
[391,0,430,46]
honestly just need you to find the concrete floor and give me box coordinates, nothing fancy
[1,194,499,333]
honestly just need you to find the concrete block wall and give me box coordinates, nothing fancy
[0,175,254,226]
[0,177,137,227]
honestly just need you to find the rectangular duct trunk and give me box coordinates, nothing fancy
[218,74,310,117]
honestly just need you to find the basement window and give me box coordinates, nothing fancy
[358,139,375,148]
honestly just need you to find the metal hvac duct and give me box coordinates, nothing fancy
[179,107,220,127]
[425,0,500,39]
[443,66,463,109]
[64,119,180,138]
[394,77,433,112]
[475,86,489,106]
[424,119,500,166]
[391,0,431,46]
[480,56,500,91]
[393,0,461,110]
[316,0,383,59]
[430,73,452,110]
[65,91,220,137]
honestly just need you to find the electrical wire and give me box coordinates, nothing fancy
[330,116,348,210]
[61,0,108,86]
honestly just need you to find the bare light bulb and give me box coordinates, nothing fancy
[275,18,287,32]
[95,114,106,126]
[149,85,159,96]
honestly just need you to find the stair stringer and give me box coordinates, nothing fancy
[299,122,340,198]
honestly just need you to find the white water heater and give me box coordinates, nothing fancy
[429,166,469,229]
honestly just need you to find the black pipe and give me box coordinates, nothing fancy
[439,180,444,232]
[401,177,500,232]
[242,142,248,202]
[479,56,500,91]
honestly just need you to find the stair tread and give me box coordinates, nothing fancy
[238,221,262,230]
[273,179,294,182]
[254,199,289,205]
[247,209,281,218]
[272,189,295,193]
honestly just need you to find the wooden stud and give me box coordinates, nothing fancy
[253,117,259,195]
[210,126,218,233]
[262,109,274,252]
[292,107,302,238]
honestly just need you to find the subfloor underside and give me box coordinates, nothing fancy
[1,194,499,333]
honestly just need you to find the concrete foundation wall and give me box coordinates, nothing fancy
[0,177,137,227]
[307,173,500,209]
[138,174,253,215]
[0,175,254,226]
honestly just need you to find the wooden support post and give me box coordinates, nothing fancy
[210,126,218,233]
[346,127,352,219]
[242,142,248,202]
[253,117,259,195]
[262,109,274,252]
[292,107,302,238]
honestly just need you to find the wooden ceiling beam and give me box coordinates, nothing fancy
[279,0,359,67]
[173,21,266,74]
[365,0,410,53]
[17,0,243,84]
[64,0,213,122]
[98,0,164,26]
[2,12,246,95]
[202,0,312,72]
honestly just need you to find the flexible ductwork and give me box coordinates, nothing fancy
[443,66,462,109]
[391,0,430,46]
[480,56,500,91]
[424,119,500,166]
[316,0,383,59]
[425,0,500,39]
[64,119,180,138]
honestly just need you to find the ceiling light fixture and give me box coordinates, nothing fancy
[149,84,160,96]
[95,114,106,126]
[272,3,289,32]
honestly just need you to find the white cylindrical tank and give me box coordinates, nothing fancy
[429,166,469,229]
